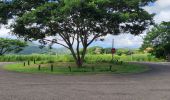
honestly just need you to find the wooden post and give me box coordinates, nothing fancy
[51,64,54,72]
[28,60,30,65]
[92,67,95,72]
[68,66,71,72]
[34,59,36,64]
[120,61,123,65]
[24,62,25,66]
[109,65,112,71]
[38,65,41,71]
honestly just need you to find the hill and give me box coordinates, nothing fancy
[18,42,70,55]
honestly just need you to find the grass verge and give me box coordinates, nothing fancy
[3,62,150,75]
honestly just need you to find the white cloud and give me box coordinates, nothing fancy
[91,34,143,49]
[154,11,170,23]
[0,25,16,39]
[0,26,10,37]
[157,0,170,8]
[144,0,170,23]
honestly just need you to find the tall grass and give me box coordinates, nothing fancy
[0,54,73,62]
[0,54,163,62]
[85,54,162,62]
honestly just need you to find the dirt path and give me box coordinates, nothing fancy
[0,62,170,100]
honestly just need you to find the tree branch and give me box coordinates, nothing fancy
[43,39,70,49]
[87,34,103,46]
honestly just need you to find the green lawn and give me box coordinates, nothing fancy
[3,62,150,75]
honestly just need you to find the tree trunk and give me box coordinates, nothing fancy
[78,47,87,68]
[68,46,87,68]
[76,58,83,68]
[68,47,84,68]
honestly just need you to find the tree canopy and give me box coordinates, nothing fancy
[0,0,156,67]
[141,22,170,59]
[0,38,27,55]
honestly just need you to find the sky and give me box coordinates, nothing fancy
[0,0,170,49]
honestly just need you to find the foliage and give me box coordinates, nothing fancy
[0,53,162,62]
[86,47,138,56]
[115,49,135,56]
[141,22,170,59]
[104,48,112,54]
[0,0,155,67]
[87,46,104,54]
[0,38,27,55]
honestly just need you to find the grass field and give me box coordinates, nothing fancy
[3,62,149,75]
[0,53,161,75]
[0,53,163,62]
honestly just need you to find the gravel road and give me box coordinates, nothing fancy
[0,62,170,100]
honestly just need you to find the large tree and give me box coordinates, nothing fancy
[0,0,155,67]
[141,22,170,61]
[0,38,27,55]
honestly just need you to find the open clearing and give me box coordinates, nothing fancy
[0,62,170,100]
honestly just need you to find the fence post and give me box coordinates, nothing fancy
[109,65,112,71]
[51,64,54,72]
[120,61,123,65]
[24,62,25,66]
[68,66,71,72]
[34,59,36,64]
[38,65,41,71]
[92,67,95,72]
[28,60,30,65]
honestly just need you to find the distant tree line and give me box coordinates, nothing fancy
[84,46,138,56]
